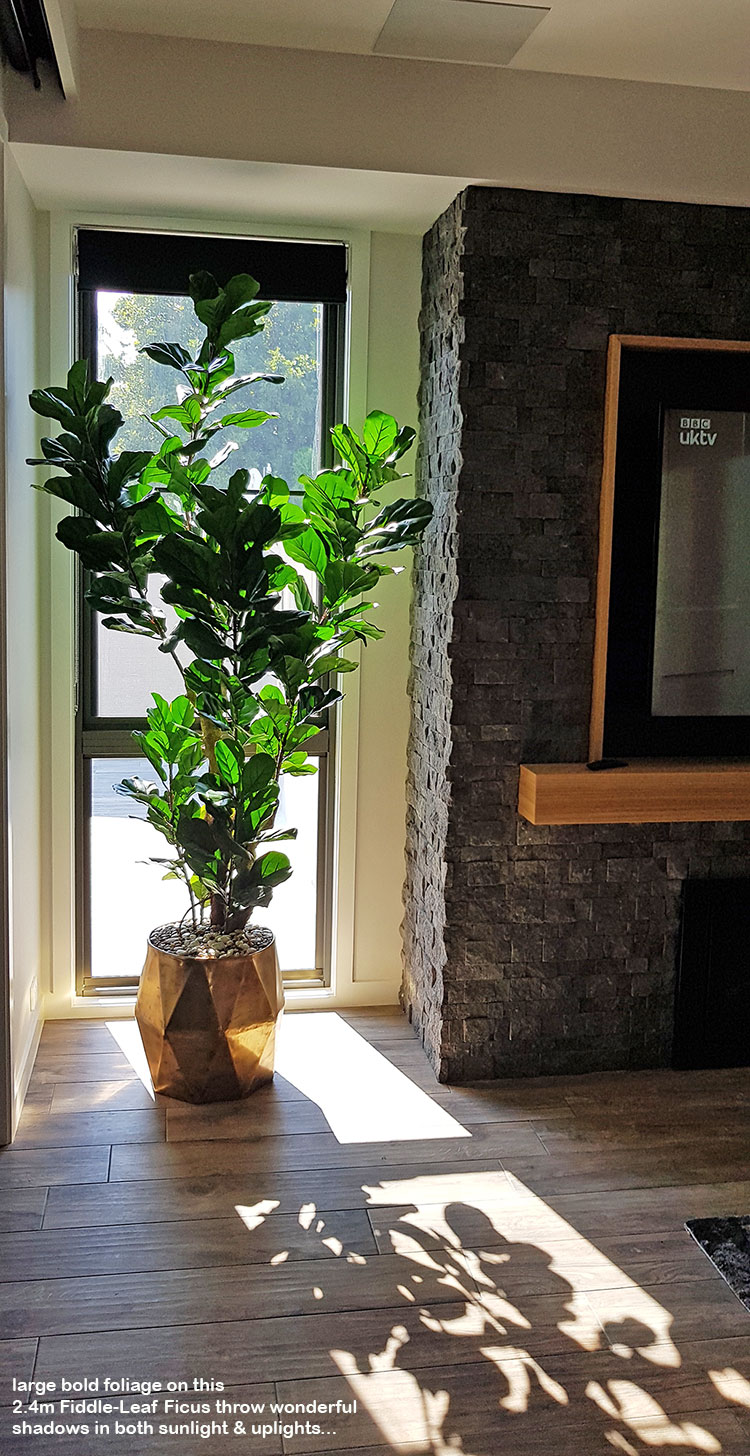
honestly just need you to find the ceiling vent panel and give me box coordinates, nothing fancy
[373,0,549,66]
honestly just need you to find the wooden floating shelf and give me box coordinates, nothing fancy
[518,761,750,826]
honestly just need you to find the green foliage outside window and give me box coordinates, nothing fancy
[100,292,322,483]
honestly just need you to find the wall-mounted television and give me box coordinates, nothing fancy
[592,337,750,759]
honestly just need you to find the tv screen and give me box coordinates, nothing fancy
[653,409,750,717]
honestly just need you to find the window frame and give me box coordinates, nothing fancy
[73,237,346,996]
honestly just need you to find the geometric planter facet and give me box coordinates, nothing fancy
[134,933,284,1103]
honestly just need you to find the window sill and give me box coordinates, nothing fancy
[60,982,336,1019]
[518,760,750,826]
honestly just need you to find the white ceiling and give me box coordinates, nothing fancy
[74,0,750,92]
[11,144,469,234]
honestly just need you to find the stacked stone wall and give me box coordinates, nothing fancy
[403,185,750,1080]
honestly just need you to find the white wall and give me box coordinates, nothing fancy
[353,232,422,990]
[3,147,44,1124]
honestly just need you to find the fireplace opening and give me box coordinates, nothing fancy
[673,877,750,1070]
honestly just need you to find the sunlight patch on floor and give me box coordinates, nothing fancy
[105,1019,155,1096]
[708,1369,750,1408]
[587,1381,722,1450]
[83,1077,149,1110]
[330,1356,447,1455]
[364,1176,681,1363]
[363,1168,522,1212]
[322,1172,731,1455]
[235,1199,280,1230]
[275,1013,468,1143]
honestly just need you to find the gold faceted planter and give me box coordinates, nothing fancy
[135,932,284,1103]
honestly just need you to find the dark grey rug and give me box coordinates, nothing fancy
[686,1216,750,1312]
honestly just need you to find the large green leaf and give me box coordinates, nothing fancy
[152,399,202,429]
[66,359,91,409]
[175,810,223,883]
[218,300,273,349]
[147,693,196,741]
[297,685,343,722]
[223,273,261,309]
[220,408,276,430]
[257,826,298,844]
[330,422,369,475]
[141,342,192,371]
[283,527,327,578]
[34,434,83,468]
[177,617,229,662]
[29,388,78,427]
[241,753,275,800]
[356,497,433,556]
[189,272,273,351]
[89,405,123,459]
[289,575,317,616]
[188,271,219,305]
[231,850,292,911]
[220,372,284,399]
[215,738,244,787]
[309,653,357,679]
[153,533,222,593]
[37,474,103,518]
[389,424,417,461]
[259,474,289,506]
[56,516,126,571]
[86,577,143,617]
[109,450,154,493]
[362,411,399,459]
[254,850,292,884]
[303,468,357,509]
[322,559,376,608]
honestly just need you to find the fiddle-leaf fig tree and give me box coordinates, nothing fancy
[29,272,432,938]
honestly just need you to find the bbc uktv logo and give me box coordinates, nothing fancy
[679,416,717,446]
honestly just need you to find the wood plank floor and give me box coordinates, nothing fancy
[1,1010,750,1454]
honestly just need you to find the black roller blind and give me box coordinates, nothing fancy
[77,229,348,303]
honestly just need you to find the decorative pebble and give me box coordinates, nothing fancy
[149,922,274,959]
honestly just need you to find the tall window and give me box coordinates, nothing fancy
[75,230,346,994]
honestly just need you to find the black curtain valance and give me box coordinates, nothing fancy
[76,229,348,304]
